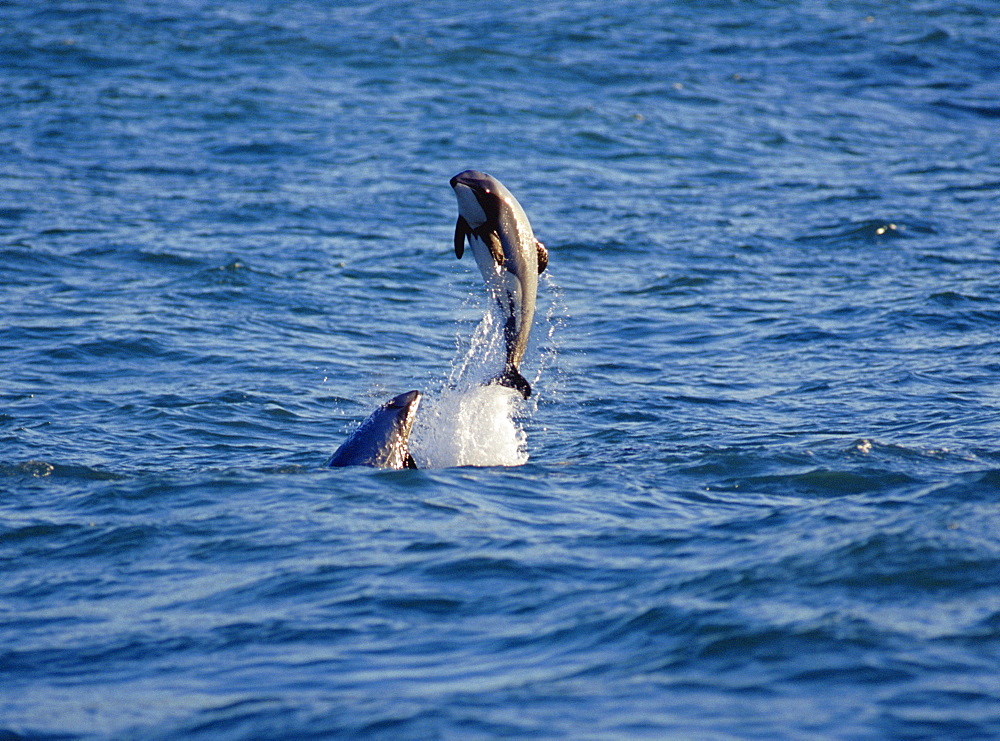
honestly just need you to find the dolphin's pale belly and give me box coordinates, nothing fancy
[466,233,524,317]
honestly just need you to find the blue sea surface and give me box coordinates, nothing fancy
[3,1,1000,738]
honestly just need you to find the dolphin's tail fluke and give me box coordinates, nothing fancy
[490,367,532,399]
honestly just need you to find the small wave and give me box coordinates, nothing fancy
[796,219,936,245]
[202,258,258,281]
[44,336,173,363]
[731,467,920,497]
[135,250,207,268]
[211,141,311,161]
[847,438,978,464]
[808,529,1000,596]
[0,460,126,481]
[928,290,992,308]
[0,207,31,222]
[0,519,156,562]
[623,273,713,297]
[423,555,535,581]
[933,99,1000,120]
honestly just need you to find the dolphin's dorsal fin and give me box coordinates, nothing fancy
[404,452,418,469]
[454,215,471,259]
[536,240,548,273]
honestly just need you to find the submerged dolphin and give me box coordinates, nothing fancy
[327,390,421,469]
[450,170,548,399]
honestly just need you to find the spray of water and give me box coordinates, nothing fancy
[412,383,528,468]
[407,270,564,469]
[411,306,528,468]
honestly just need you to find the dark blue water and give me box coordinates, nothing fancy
[3,1,1000,738]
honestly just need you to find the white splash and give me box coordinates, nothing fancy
[410,303,529,468]
[408,271,564,469]
[411,383,527,468]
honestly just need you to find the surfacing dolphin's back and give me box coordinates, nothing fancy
[327,390,421,469]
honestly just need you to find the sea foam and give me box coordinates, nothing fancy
[411,305,528,468]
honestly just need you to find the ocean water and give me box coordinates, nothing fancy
[3,0,1000,738]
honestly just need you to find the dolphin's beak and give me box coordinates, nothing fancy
[389,390,421,409]
[450,171,490,195]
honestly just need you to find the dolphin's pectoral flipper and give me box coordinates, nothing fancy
[478,227,505,267]
[454,215,471,259]
[536,241,548,273]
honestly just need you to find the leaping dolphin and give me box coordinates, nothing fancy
[327,390,421,469]
[450,170,547,399]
